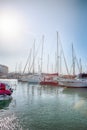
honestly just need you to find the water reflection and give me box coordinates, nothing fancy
[26,84,62,96]
[16,84,87,130]
[62,87,87,115]
[73,99,85,109]
[1,82,87,130]
[0,99,12,109]
[62,88,87,98]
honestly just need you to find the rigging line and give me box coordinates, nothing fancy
[59,37,70,75]
[23,40,35,74]
[72,44,80,73]
[29,37,43,73]
[28,49,32,73]
[23,48,32,74]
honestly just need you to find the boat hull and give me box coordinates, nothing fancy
[40,81,58,86]
[0,95,12,101]
[58,79,87,88]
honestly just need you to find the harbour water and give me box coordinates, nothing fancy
[0,81,87,130]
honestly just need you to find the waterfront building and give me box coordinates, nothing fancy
[0,64,8,74]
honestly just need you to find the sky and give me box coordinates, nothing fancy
[0,0,87,74]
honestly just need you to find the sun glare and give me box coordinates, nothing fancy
[0,12,22,39]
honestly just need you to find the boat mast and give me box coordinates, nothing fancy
[38,58,40,73]
[33,40,35,74]
[60,50,62,74]
[28,49,32,73]
[72,44,75,75]
[59,35,69,75]
[23,50,31,74]
[57,31,59,74]
[41,35,44,73]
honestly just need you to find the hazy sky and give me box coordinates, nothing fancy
[0,0,87,74]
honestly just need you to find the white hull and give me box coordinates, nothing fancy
[19,74,43,83]
[58,78,87,88]
[28,75,41,83]
[0,95,12,101]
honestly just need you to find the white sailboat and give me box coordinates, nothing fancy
[57,44,87,88]
[58,73,87,88]
[19,36,44,84]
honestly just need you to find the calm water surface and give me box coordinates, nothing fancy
[0,81,87,130]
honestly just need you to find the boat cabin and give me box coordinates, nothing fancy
[77,73,87,79]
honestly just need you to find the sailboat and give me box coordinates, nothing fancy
[58,44,87,88]
[19,36,44,84]
[40,32,59,86]
[40,73,58,86]
[58,73,87,88]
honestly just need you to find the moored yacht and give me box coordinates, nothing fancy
[19,73,43,84]
[58,73,87,88]
[40,73,58,86]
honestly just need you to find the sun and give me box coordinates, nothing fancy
[0,10,25,49]
[0,12,21,39]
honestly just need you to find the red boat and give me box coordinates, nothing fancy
[40,73,58,86]
[0,83,13,96]
[40,81,58,86]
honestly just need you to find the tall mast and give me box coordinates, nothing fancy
[41,35,44,73]
[57,31,59,74]
[23,50,31,74]
[60,50,62,74]
[38,58,40,73]
[55,52,57,72]
[28,49,32,73]
[72,44,75,75]
[59,36,69,75]
[33,40,35,74]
